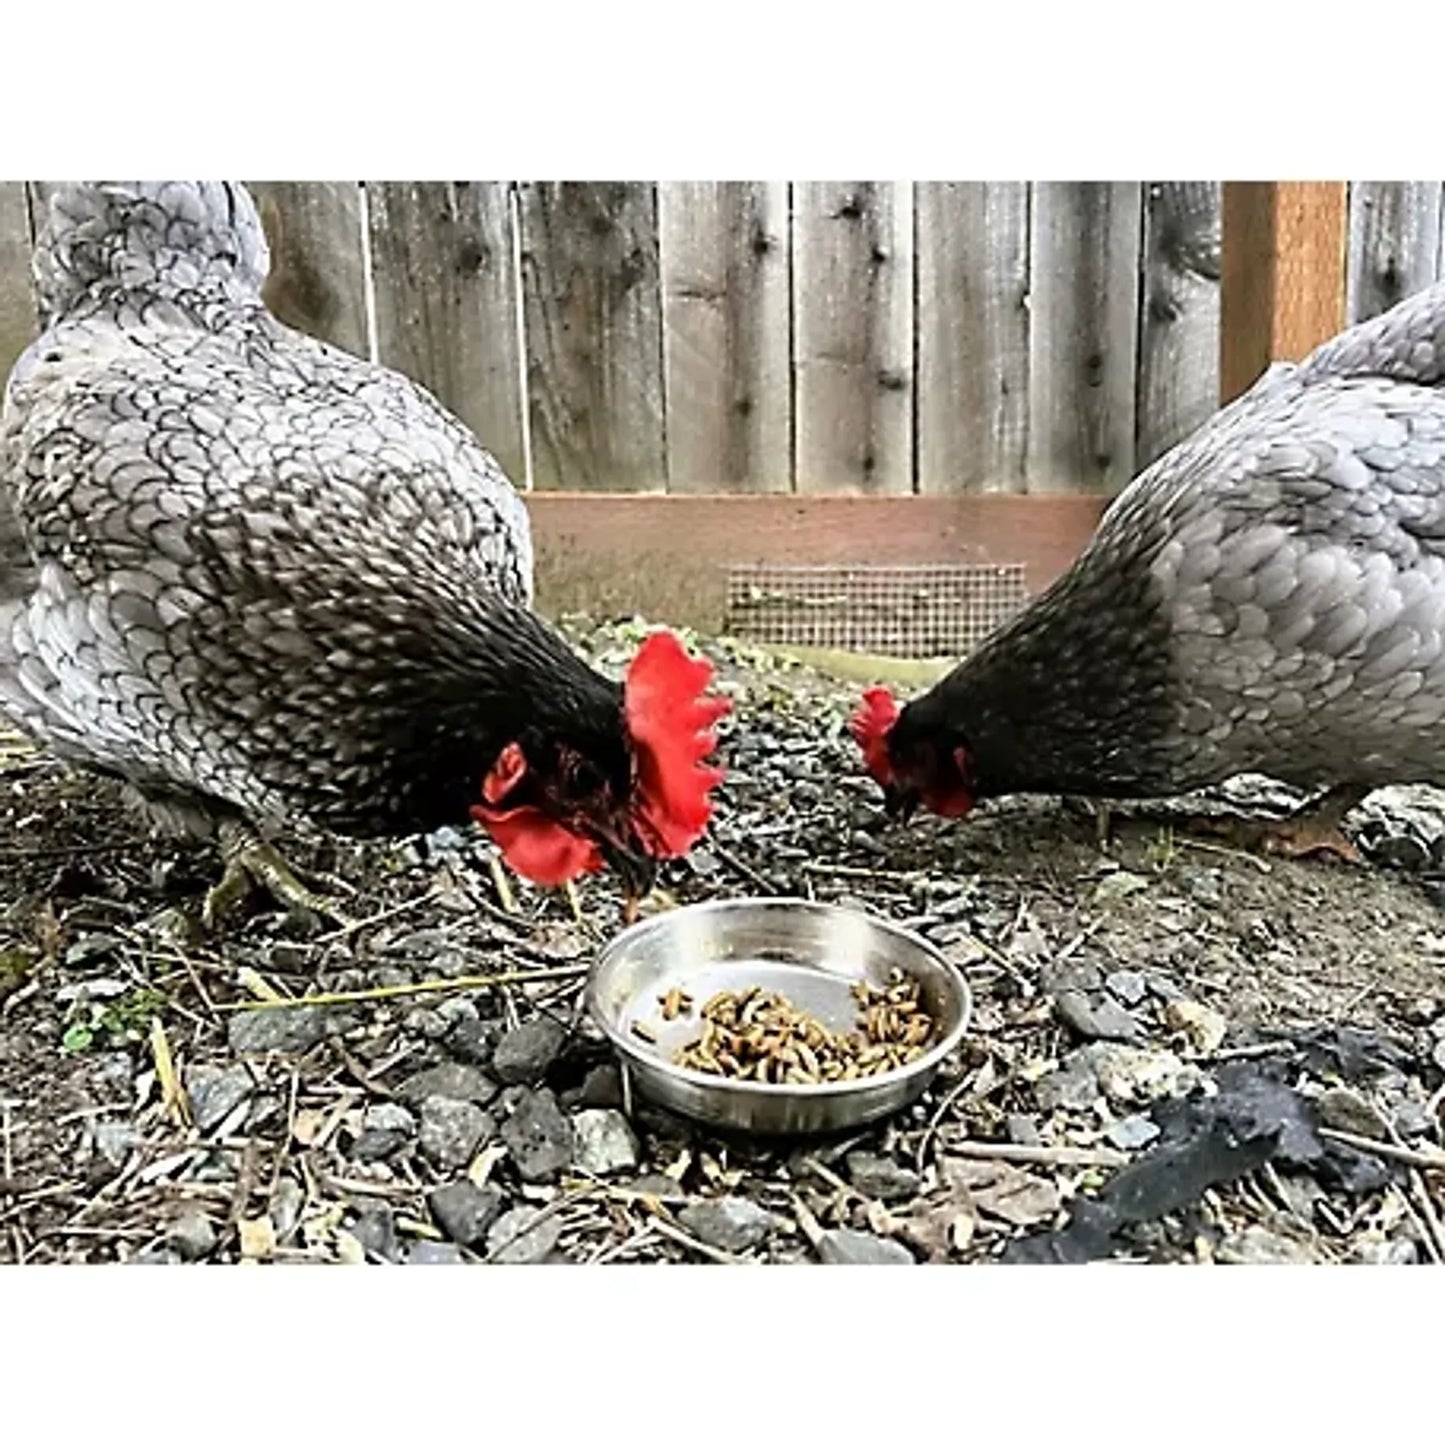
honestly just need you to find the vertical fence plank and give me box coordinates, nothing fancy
[915,181,1030,494]
[248,181,369,358]
[366,181,526,483]
[792,182,914,495]
[1221,181,1348,403]
[518,182,665,492]
[658,181,790,493]
[1136,181,1221,469]
[1027,182,1142,493]
[1347,181,1444,323]
[0,183,37,379]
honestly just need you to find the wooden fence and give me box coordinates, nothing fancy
[4,181,1443,502]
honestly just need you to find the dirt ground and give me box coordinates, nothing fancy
[1,620,1442,1265]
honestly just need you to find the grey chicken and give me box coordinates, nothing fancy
[854,278,1445,861]
[0,181,727,924]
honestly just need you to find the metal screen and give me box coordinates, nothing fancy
[724,562,1029,659]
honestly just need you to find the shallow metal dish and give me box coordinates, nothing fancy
[586,897,971,1137]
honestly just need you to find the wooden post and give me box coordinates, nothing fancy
[1220,181,1348,403]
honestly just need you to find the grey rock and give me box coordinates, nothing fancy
[434,996,479,1033]
[166,1208,218,1261]
[445,1015,496,1066]
[1349,1237,1419,1266]
[186,1063,255,1132]
[1104,1113,1161,1150]
[573,1064,623,1110]
[350,1204,399,1261]
[677,1197,776,1253]
[227,1005,329,1056]
[500,1089,574,1182]
[398,1062,499,1109]
[844,1152,921,1202]
[571,1109,639,1176]
[1175,867,1224,905]
[1006,1114,1042,1147]
[627,1173,690,1205]
[352,1101,418,1162]
[487,1205,562,1263]
[406,1240,463,1265]
[428,1181,505,1248]
[1217,1225,1316,1265]
[1104,969,1149,1006]
[491,1018,567,1085]
[1034,1050,1101,1112]
[418,1097,493,1171]
[1316,1086,1387,1140]
[93,1120,141,1170]
[1053,989,1145,1043]
[1143,971,1188,1003]
[1392,1099,1436,1138]
[402,1007,450,1040]
[817,1229,915,1265]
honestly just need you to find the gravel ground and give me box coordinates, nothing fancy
[1,616,1443,1265]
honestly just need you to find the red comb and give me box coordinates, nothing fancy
[850,686,899,786]
[624,630,731,858]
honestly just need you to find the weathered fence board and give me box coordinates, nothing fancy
[366,181,527,484]
[792,182,914,495]
[517,182,666,493]
[1347,181,1443,323]
[658,181,791,493]
[915,181,1031,494]
[1027,181,1142,493]
[0,183,36,379]
[1136,181,1221,470]
[248,181,370,360]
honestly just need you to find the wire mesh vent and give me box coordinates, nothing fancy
[724,562,1029,659]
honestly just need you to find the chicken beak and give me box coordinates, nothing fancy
[882,783,921,824]
[600,837,659,913]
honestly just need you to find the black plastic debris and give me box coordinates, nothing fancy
[1003,1062,1326,1265]
[1276,1023,1415,1082]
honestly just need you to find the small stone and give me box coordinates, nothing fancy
[1006,1114,1042,1147]
[1349,1237,1419,1266]
[93,1120,141,1170]
[1089,1042,1203,1105]
[573,1064,623,1110]
[406,1240,463,1265]
[1034,1051,1101,1112]
[350,1204,398,1261]
[500,1089,574,1181]
[402,1007,450,1040]
[1054,990,1145,1043]
[428,1181,505,1247]
[844,1152,922,1202]
[166,1208,218,1261]
[1175,866,1224,905]
[1163,998,1229,1055]
[1103,1113,1161,1151]
[434,996,479,1033]
[445,1016,496,1066]
[1143,971,1188,1003]
[186,1064,255,1133]
[270,1176,305,1242]
[1392,1099,1435,1138]
[398,1062,499,1109]
[571,1109,640,1176]
[352,1101,418,1162]
[1316,1086,1388,1140]
[1217,1226,1316,1265]
[227,1006,329,1056]
[817,1229,915,1265]
[1104,970,1149,1006]
[487,1205,562,1263]
[1091,870,1150,906]
[677,1197,776,1253]
[491,1018,567,1085]
[418,1097,493,1171]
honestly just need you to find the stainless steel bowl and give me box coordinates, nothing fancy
[586,897,971,1136]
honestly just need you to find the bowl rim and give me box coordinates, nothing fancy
[585,895,973,1102]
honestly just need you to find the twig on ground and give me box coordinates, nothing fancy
[218,963,590,1011]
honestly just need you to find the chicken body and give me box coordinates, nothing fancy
[882,280,1445,810]
[0,182,629,863]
